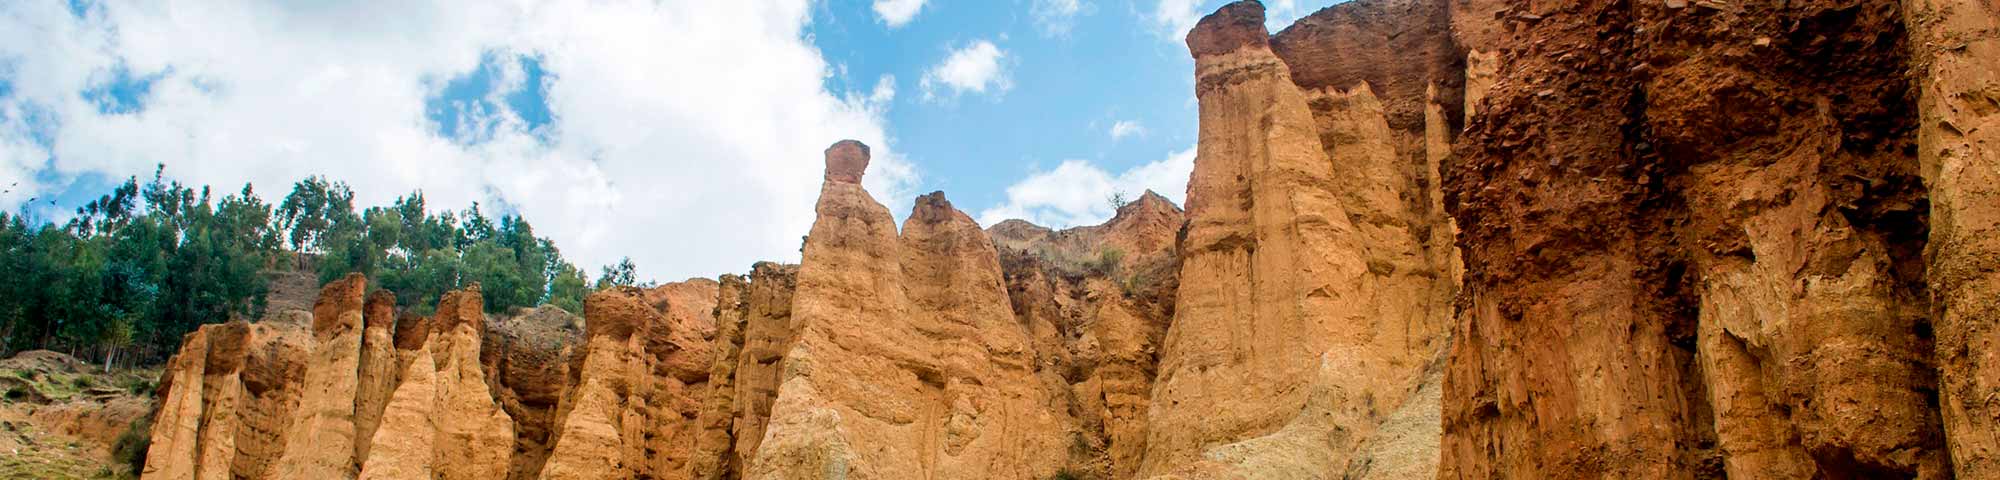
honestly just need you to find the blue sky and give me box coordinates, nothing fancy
[0,0,1336,281]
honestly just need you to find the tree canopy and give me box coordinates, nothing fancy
[0,166,617,366]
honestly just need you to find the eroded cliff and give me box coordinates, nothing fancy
[137,0,2000,478]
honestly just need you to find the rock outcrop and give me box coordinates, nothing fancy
[142,305,311,480]
[745,141,1067,479]
[688,262,801,479]
[1905,0,2000,474]
[482,305,583,480]
[993,192,1184,479]
[355,289,399,464]
[272,273,368,479]
[1439,0,1964,477]
[1134,2,1459,478]
[137,0,2000,477]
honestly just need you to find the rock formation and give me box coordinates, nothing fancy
[137,0,2000,478]
[483,305,583,480]
[1906,0,2000,475]
[142,307,310,480]
[537,280,718,480]
[993,191,1184,480]
[1440,0,1969,477]
[273,273,368,479]
[1132,2,1459,478]
[355,289,399,464]
[745,141,1067,479]
[689,262,801,480]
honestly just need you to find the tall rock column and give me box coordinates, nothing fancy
[688,274,750,480]
[1905,0,2000,474]
[749,141,1064,479]
[724,262,801,478]
[141,328,204,480]
[353,289,399,464]
[538,288,652,479]
[356,286,514,480]
[898,191,1065,479]
[429,287,515,480]
[1138,2,1451,477]
[273,273,369,479]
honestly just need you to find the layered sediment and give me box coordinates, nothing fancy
[138,0,2000,478]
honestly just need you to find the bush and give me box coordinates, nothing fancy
[123,376,156,397]
[113,417,152,475]
[1085,248,1125,276]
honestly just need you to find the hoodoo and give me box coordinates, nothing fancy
[1136,1,1459,478]
[130,0,2000,478]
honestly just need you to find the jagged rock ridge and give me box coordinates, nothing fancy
[136,0,1999,478]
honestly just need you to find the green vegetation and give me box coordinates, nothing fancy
[1085,248,1125,277]
[111,417,150,477]
[0,166,609,365]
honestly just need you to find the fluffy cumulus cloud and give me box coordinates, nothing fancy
[872,0,927,28]
[0,0,919,281]
[920,40,1011,101]
[977,146,1194,228]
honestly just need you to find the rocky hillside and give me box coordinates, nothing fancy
[130,0,1997,478]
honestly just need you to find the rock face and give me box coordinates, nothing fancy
[355,289,399,465]
[144,282,529,480]
[272,273,368,479]
[538,280,719,480]
[483,305,583,480]
[993,192,1184,479]
[689,262,802,479]
[139,0,2000,477]
[356,286,517,480]
[1905,0,2000,475]
[744,142,1067,479]
[1439,0,1966,477]
[1133,2,1459,478]
[142,305,311,480]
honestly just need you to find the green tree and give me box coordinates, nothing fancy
[277,176,356,258]
[597,257,638,289]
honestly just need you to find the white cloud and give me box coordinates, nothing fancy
[1108,120,1145,140]
[1031,0,1088,36]
[1151,0,1206,41]
[872,0,926,28]
[977,146,1194,228]
[1150,0,1308,42]
[0,0,921,282]
[868,74,897,104]
[920,40,1011,102]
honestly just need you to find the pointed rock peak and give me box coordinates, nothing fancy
[909,190,977,226]
[1187,0,1269,58]
[1128,190,1182,213]
[988,219,1054,237]
[825,139,871,184]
